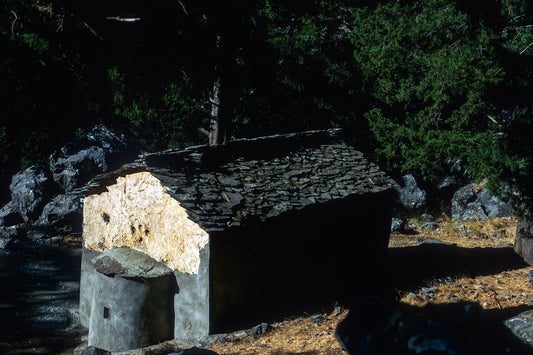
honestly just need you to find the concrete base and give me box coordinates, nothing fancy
[82,247,175,352]
[88,271,174,352]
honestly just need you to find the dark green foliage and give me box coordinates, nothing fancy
[1,0,533,212]
[344,0,533,212]
[255,0,365,136]
[349,0,504,177]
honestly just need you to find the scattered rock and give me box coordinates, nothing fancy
[477,189,515,218]
[310,313,325,326]
[446,294,459,302]
[416,239,455,246]
[251,323,269,337]
[50,145,107,192]
[393,174,427,211]
[36,193,82,234]
[461,202,488,221]
[390,218,405,233]
[420,222,440,230]
[332,306,342,317]
[49,125,141,192]
[420,213,434,222]
[9,163,55,222]
[420,286,438,295]
[0,202,23,227]
[0,230,15,248]
[451,185,477,220]
[26,228,47,241]
[504,309,533,347]
[451,183,515,221]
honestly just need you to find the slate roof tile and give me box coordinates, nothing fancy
[83,129,393,232]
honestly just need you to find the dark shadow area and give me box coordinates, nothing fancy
[0,241,86,354]
[336,296,533,354]
[209,191,392,334]
[389,244,529,291]
[334,243,533,354]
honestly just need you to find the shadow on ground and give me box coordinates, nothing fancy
[335,244,533,354]
[0,240,86,355]
[389,244,529,291]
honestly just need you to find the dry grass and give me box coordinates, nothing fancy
[207,309,348,355]
[391,216,533,310]
[389,216,517,248]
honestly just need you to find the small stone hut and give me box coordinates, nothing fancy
[79,129,394,343]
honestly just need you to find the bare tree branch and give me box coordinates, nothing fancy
[31,2,103,40]
[177,0,189,15]
[10,11,17,36]
[199,127,210,137]
[520,42,533,55]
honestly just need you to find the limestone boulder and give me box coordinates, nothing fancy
[477,188,515,218]
[49,125,141,192]
[0,226,20,248]
[504,309,533,347]
[36,193,83,234]
[451,184,515,221]
[0,201,23,228]
[451,184,477,220]
[9,163,56,222]
[393,174,427,212]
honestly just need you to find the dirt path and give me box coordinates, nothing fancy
[0,240,86,354]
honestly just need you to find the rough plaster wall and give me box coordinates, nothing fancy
[83,172,209,274]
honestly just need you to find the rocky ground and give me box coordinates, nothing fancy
[1,217,532,354]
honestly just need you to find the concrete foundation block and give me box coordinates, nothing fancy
[87,247,176,352]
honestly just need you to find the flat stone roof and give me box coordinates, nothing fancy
[84,129,393,232]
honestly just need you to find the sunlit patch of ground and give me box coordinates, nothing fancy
[391,217,533,310]
[207,308,348,355]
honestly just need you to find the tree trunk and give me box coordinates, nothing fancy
[208,77,223,145]
[207,27,236,146]
[207,33,233,146]
[515,217,533,265]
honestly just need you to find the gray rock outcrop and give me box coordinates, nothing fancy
[0,125,141,247]
[9,163,55,222]
[36,193,83,234]
[0,201,22,228]
[49,125,138,192]
[504,309,533,347]
[393,174,427,212]
[390,218,405,233]
[451,183,515,221]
